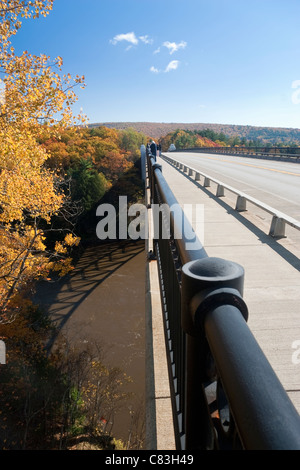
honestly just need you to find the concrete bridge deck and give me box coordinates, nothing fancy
[157,154,300,415]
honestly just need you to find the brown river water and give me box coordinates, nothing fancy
[34,240,146,448]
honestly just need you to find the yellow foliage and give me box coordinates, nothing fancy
[64,232,80,247]
[0,1,85,322]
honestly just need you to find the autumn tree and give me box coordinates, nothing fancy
[119,127,147,160]
[0,0,85,323]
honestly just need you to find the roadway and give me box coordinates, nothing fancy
[157,152,300,415]
[163,151,300,220]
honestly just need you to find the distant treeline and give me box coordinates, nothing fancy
[92,122,300,147]
[158,128,277,151]
[158,127,300,151]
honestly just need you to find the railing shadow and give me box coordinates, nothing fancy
[34,240,145,349]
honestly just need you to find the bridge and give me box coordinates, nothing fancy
[144,146,300,450]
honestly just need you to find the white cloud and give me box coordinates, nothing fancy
[153,47,161,54]
[110,32,154,49]
[110,32,139,46]
[165,60,179,72]
[139,35,153,45]
[150,60,180,74]
[163,41,187,55]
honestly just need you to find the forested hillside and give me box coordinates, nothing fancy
[92,121,300,146]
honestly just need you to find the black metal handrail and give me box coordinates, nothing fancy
[146,152,300,450]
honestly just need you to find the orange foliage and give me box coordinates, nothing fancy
[99,150,133,181]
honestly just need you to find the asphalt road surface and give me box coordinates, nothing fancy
[163,151,300,221]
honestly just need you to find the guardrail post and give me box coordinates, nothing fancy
[181,257,247,450]
[269,216,286,238]
[236,195,247,211]
[216,184,225,197]
[195,172,201,181]
[204,177,210,187]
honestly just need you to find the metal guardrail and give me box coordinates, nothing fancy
[146,151,300,450]
[162,154,300,238]
[175,146,300,163]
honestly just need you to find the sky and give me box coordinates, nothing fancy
[9,0,300,128]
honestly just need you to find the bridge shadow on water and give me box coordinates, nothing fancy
[34,239,146,446]
[36,241,145,337]
[38,158,147,346]
[170,164,300,273]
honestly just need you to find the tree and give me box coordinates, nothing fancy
[68,159,109,212]
[120,128,147,161]
[0,1,85,323]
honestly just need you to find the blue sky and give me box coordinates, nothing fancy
[10,0,300,128]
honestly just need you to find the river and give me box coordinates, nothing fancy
[34,240,146,449]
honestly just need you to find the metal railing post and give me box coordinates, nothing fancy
[181,257,247,449]
[141,144,146,182]
[148,155,162,204]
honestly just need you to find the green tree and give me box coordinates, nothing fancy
[68,159,108,212]
[120,128,147,160]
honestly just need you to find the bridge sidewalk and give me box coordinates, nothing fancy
[158,155,300,414]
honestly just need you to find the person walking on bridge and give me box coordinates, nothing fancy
[157,142,161,157]
[150,140,157,161]
[146,142,151,156]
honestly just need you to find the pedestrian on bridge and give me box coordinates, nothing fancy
[146,142,151,155]
[150,140,157,160]
[157,143,161,157]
